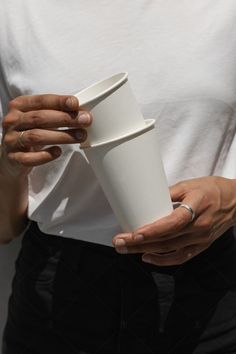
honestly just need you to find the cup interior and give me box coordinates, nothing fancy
[76,72,128,105]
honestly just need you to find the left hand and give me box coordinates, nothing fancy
[112,176,236,266]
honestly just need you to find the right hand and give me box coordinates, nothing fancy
[1,94,92,177]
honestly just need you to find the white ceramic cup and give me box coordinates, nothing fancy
[75,72,145,147]
[82,119,173,232]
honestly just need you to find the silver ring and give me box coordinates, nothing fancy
[17,131,26,149]
[179,203,195,222]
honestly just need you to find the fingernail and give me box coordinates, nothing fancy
[75,130,86,141]
[115,239,126,247]
[115,246,128,254]
[134,234,144,242]
[118,233,132,239]
[65,97,78,111]
[142,256,152,264]
[78,113,91,125]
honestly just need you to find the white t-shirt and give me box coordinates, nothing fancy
[0,0,236,246]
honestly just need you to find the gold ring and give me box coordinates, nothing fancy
[17,131,26,149]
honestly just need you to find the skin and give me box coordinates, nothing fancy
[0,94,92,242]
[1,94,236,264]
[113,176,236,266]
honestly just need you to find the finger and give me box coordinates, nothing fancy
[142,244,208,266]
[115,239,179,255]
[169,181,188,202]
[16,110,92,130]
[9,94,79,113]
[114,231,206,255]
[8,146,62,167]
[5,128,87,150]
[113,189,205,247]
[113,205,195,247]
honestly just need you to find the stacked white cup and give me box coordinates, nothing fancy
[75,73,173,232]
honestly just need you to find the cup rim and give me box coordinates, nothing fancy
[81,119,156,150]
[74,72,128,106]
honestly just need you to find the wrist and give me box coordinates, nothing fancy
[0,149,30,181]
[223,177,236,226]
[214,176,236,226]
[1,215,29,244]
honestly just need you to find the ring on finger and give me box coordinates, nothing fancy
[179,203,195,222]
[17,131,26,149]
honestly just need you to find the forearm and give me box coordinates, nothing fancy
[230,178,236,225]
[0,94,89,243]
[0,155,29,243]
[113,176,236,266]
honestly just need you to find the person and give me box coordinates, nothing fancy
[1,1,236,353]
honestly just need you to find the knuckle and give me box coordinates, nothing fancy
[2,114,15,130]
[201,196,212,210]
[8,98,21,110]
[3,111,24,132]
[175,180,188,191]
[30,112,43,127]
[26,129,42,145]
[17,112,26,127]
[2,133,11,147]
[62,113,71,125]
[26,95,45,110]
[197,217,213,231]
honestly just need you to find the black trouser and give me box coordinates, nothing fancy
[2,222,236,354]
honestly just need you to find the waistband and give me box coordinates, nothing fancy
[24,221,235,275]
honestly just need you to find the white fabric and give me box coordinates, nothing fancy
[0,0,236,246]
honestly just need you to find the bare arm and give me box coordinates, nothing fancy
[0,148,28,243]
[0,94,92,243]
